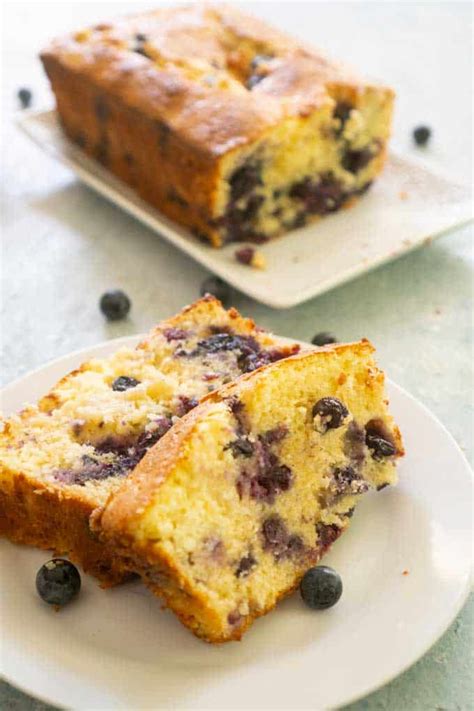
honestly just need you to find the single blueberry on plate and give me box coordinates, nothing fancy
[413,125,431,146]
[200,276,231,306]
[99,290,131,321]
[311,332,338,346]
[300,565,342,610]
[18,87,33,108]
[36,559,81,606]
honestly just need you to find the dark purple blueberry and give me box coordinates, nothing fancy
[200,276,231,306]
[235,554,257,578]
[365,419,396,460]
[290,174,346,214]
[136,417,173,452]
[176,395,199,416]
[331,466,369,496]
[36,559,81,606]
[333,101,353,135]
[111,376,140,392]
[316,523,341,552]
[312,397,349,432]
[54,453,136,485]
[287,534,305,555]
[344,421,366,466]
[235,247,255,265]
[18,87,33,109]
[99,289,131,321]
[311,332,338,346]
[342,147,374,174]
[261,515,288,551]
[220,195,265,243]
[163,328,189,342]
[413,125,431,146]
[226,437,254,458]
[229,162,262,202]
[300,565,342,610]
[267,464,292,491]
[260,425,288,445]
[227,610,242,625]
[195,333,259,356]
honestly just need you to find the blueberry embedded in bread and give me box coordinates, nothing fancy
[0,297,299,585]
[40,4,394,247]
[95,341,403,642]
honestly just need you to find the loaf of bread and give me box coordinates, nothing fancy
[95,341,403,641]
[41,4,394,246]
[0,297,298,585]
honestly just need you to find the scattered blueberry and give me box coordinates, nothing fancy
[99,289,131,321]
[36,559,81,606]
[111,375,140,392]
[413,125,431,146]
[18,87,33,109]
[300,565,342,610]
[311,332,338,346]
[200,276,231,306]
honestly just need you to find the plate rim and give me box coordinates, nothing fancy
[1,334,472,710]
[15,108,474,310]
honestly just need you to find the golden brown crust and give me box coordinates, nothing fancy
[0,469,130,586]
[41,4,378,156]
[40,4,394,246]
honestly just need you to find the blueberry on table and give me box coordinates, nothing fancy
[200,276,231,306]
[18,87,33,109]
[36,559,81,606]
[413,125,431,146]
[300,565,343,610]
[99,289,131,320]
[311,332,338,346]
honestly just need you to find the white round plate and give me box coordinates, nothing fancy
[1,337,472,710]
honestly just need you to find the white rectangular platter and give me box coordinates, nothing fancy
[18,109,473,309]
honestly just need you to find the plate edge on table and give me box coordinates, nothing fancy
[16,109,474,310]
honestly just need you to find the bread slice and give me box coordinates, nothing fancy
[41,4,394,246]
[94,341,403,641]
[0,297,298,585]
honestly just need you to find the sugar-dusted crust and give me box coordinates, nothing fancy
[0,296,297,586]
[40,4,394,246]
[94,341,404,640]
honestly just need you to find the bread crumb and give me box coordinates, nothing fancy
[402,569,409,576]
[399,190,409,200]
[234,247,266,270]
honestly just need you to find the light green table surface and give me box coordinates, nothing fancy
[1,2,472,709]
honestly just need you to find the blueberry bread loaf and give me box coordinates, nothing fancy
[0,297,298,585]
[41,4,394,247]
[95,341,403,641]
